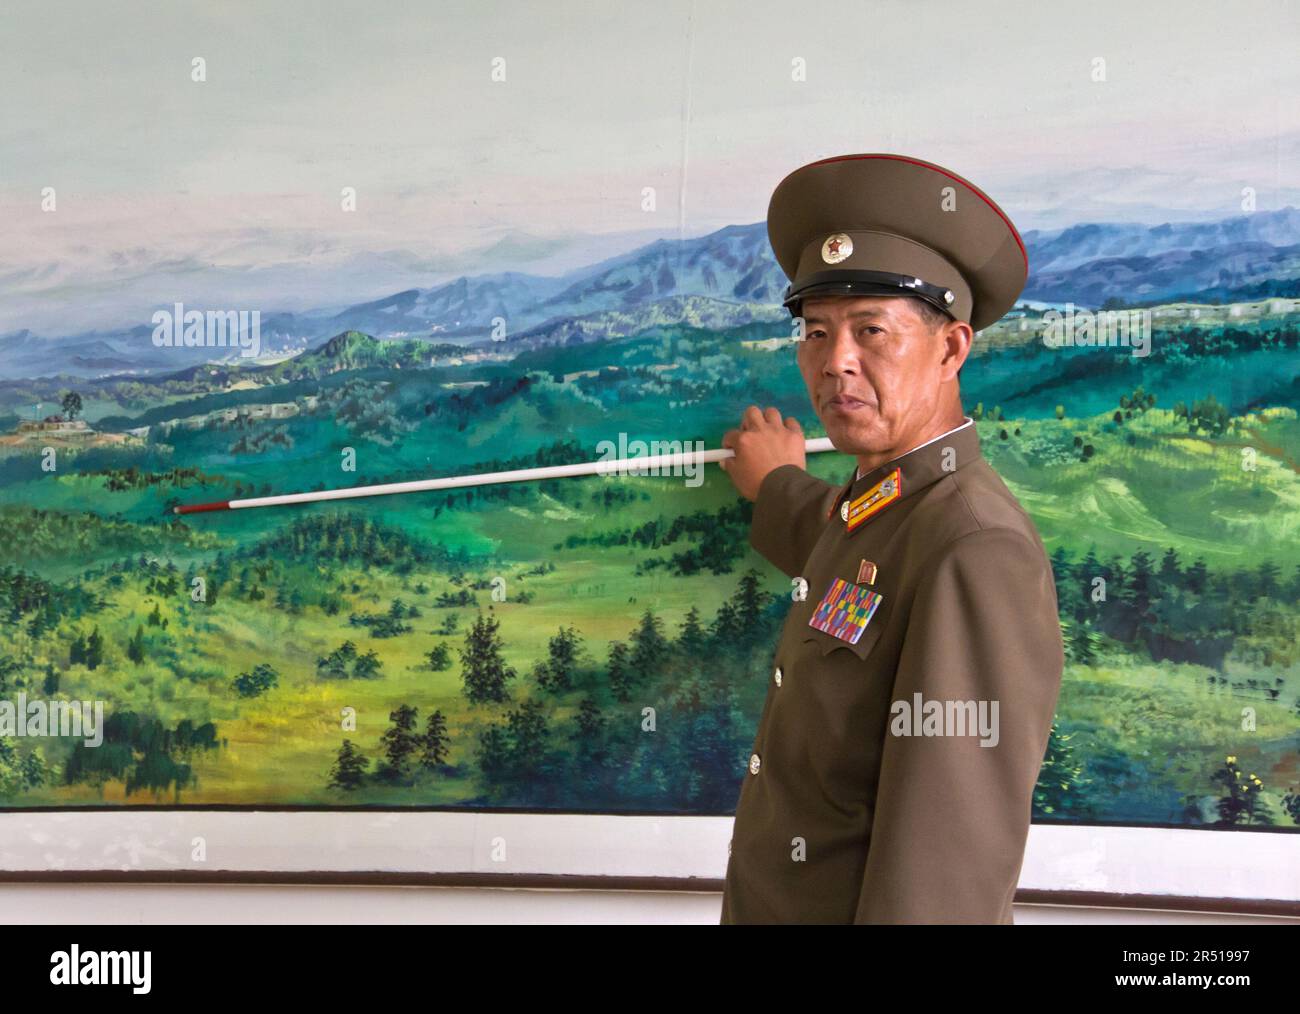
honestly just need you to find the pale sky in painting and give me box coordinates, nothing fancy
[0,0,1297,332]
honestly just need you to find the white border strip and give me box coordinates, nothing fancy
[1,812,1297,902]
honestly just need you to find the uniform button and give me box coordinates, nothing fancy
[773,666,782,687]
[749,753,761,775]
[840,500,849,521]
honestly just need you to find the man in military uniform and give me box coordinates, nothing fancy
[718,154,1064,924]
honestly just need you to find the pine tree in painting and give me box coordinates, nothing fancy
[329,740,369,791]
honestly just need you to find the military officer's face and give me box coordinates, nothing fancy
[796,294,967,455]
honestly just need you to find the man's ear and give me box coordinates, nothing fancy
[940,320,973,381]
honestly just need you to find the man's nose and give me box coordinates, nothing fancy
[823,325,859,375]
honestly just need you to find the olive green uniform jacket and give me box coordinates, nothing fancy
[720,421,1063,924]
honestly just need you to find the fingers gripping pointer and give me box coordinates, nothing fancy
[720,406,808,501]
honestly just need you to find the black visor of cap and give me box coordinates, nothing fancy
[783,269,957,321]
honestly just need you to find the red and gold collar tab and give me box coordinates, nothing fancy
[822,420,982,531]
[841,468,901,533]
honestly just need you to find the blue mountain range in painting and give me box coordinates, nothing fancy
[3,208,1298,381]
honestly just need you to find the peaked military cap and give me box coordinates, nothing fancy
[767,153,1028,332]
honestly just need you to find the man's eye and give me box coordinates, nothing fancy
[799,327,883,341]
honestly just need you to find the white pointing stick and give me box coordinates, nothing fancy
[174,437,840,515]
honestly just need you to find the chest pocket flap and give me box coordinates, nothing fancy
[802,616,884,660]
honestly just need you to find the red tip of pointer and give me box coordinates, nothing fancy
[174,500,232,515]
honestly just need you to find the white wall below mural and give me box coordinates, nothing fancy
[2,884,1295,925]
[2,812,1296,910]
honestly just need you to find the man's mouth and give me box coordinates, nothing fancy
[826,394,872,413]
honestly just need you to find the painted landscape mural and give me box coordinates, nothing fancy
[2,215,1298,823]
[1,3,1298,831]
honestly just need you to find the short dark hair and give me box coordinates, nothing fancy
[905,295,955,333]
[903,296,964,381]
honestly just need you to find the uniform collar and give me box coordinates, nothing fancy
[829,416,980,520]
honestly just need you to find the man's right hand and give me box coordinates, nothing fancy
[719,406,808,501]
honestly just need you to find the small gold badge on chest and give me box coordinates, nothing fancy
[856,559,878,585]
[844,468,902,534]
